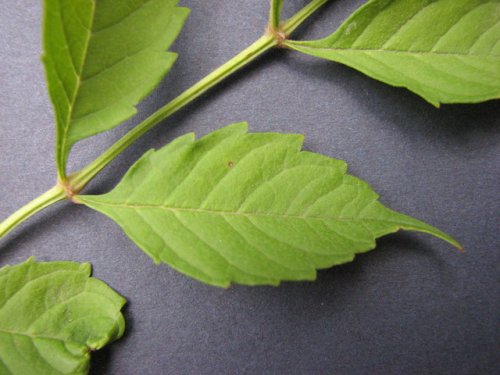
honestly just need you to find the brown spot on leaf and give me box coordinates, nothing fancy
[227,161,235,168]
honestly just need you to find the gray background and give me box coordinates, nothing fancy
[1,1,499,374]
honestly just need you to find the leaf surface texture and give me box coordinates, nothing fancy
[0,258,125,374]
[286,0,500,106]
[80,124,460,287]
[43,0,189,175]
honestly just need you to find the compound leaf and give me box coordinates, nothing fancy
[43,0,190,177]
[79,123,461,288]
[0,258,125,375]
[286,0,500,106]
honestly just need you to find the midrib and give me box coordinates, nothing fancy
[293,45,499,58]
[58,0,97,172]
[83,199,397,223]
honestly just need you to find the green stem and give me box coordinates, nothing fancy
[71,0,329,191]
[282,0,329,35]
[71,34,277,190]
[0,0,329,238]
[0,185,66,239]
[269,0,283,30]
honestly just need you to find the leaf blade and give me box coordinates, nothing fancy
[285,0,500,106]
[43,0,189,176]
[79,123,460,287]
[0,258,125,374]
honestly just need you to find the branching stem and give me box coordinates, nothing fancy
[70,34,277,191]
[0,0,329,239]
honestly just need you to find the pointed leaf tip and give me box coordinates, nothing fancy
[81,123,459,287]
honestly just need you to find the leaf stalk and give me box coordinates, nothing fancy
[282,0,329,35]
[0,0,329,238]
[71,34,277,190]
[269,0,283,30]
[70,0,329,190]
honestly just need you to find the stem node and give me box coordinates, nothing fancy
[265,25,288,48]
[57,177,82,204]
[0,0,329,240]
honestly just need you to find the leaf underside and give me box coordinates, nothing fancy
[286,0,500,106]
[0,258,125,375]
[80,123,460,288]
[43,0,189,176]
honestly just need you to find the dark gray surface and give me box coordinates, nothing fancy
[1,1,499,374]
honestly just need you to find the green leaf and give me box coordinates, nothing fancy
[269,0,284,29]
[285,0,500,106]
[42,0,190,177]
[79,123,461,288]
[0,258,125,375]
